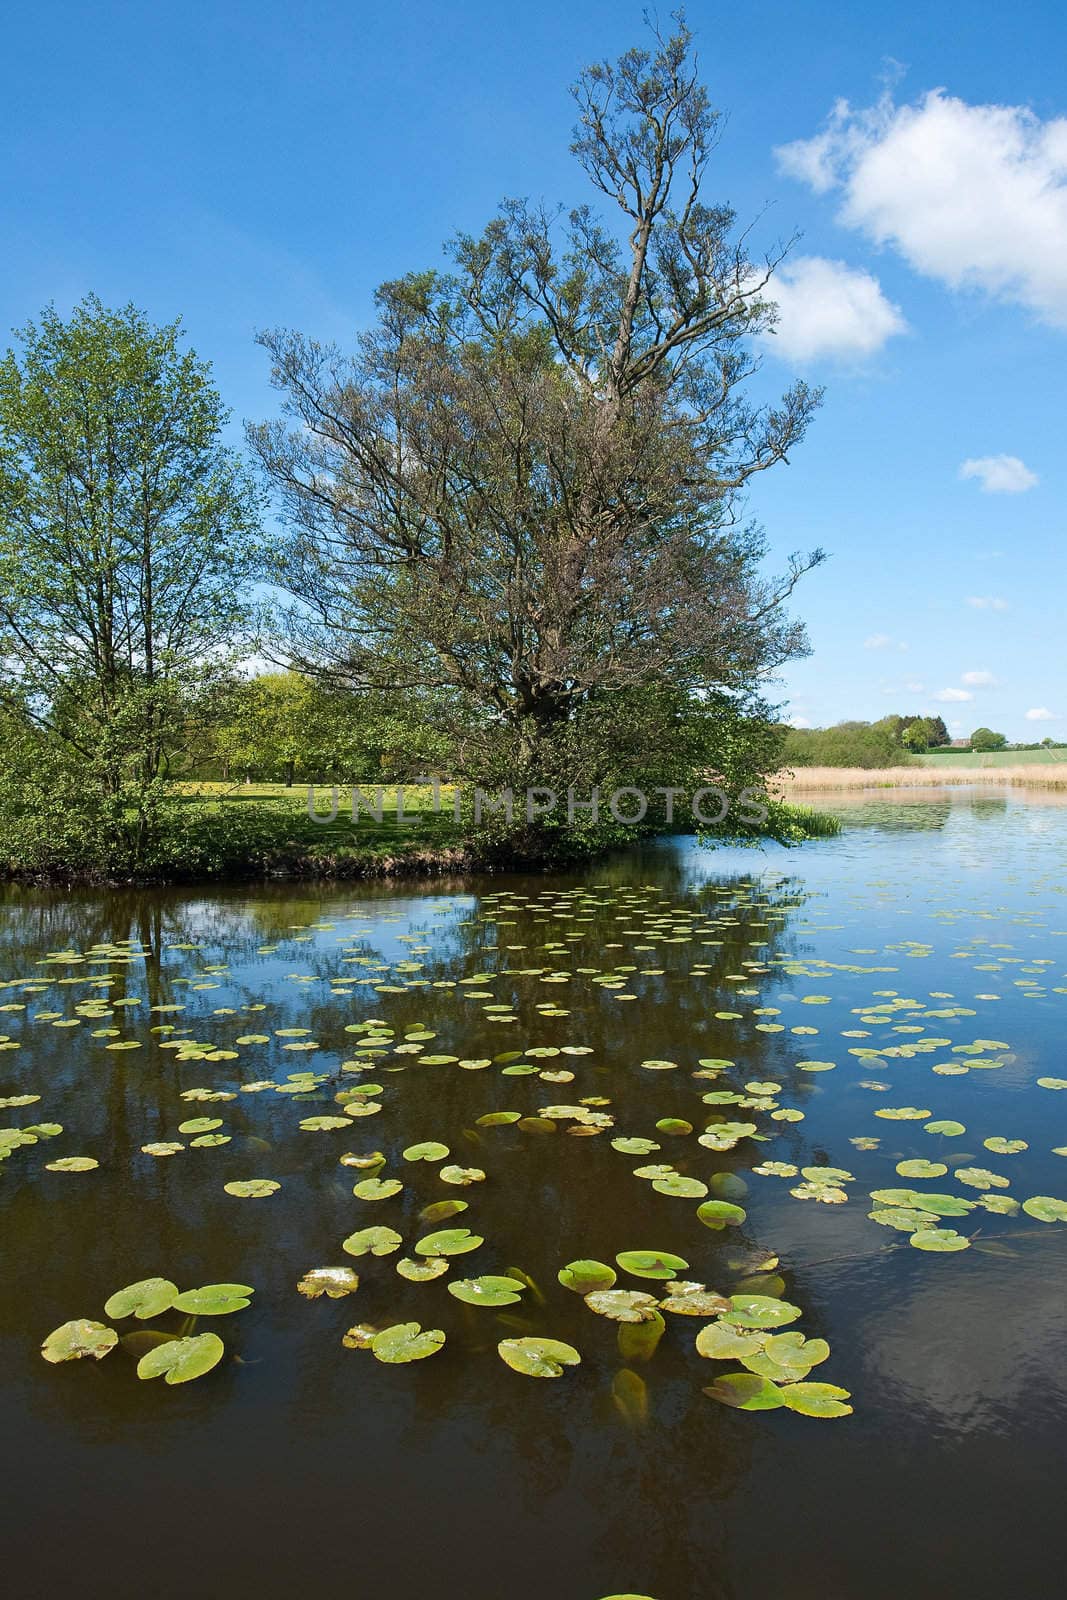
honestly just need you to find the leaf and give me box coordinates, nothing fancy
[584,1289,661,1323]
[695,1322,764,1360]
[779,1381,853,1417]
[136,1332,225,1384]
[1021,1196,1067,1222]
[296,1267,360,1299]
[172,1283,254,1314]
[704,1372,784,1410]
[723,1295,802,1329]
[559,1259,617,1294]
[439,1164,486,1185]
[617,1310,666,1363]
[909,1228,971,1252]
[615,1249,688,1281]
[104,1277,179,1320]
[41,1318,117,1363]
[353,1177,403,1200]
[651,1174,708,1198]
[498,1336,581,1377]
[448,1275,525,1307]
[223,1179,280,1198]
[402,1141,450,1161]
[696,1200,746,1229]
[895,1159,948,1179]
[343,1226,403,1258]
[45,1156,99,1172]
[396,1256,450,1281]
[414,1227,483,1257]
[370,1322,446,1363]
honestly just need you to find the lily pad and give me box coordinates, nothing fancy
[136,1332,225,1384]
[448,1275,525,1307]
[1021,1196,1067,1222]
[584,1289,661,1323]
[704,1372,784,1410]
[104,1278,179,1320]
[172,1283,254,1314]
[498,1336,581,1377]
[41,1318,118,1363]
[723,1295,802,1329]
[414,1227,483,1257]
[696,1200,747,1229]
[370,1322,446,1363]
[615,1249,689,1282]
[296,1267,360,1299]
[343,1226,403,1258]
[558,1259,617,1294]
[778,1381,853,1417]
[223,1179,280,1198]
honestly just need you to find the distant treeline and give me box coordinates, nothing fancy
[781,715,1065,768]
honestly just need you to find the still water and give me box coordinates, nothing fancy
[2,787,1066,1600]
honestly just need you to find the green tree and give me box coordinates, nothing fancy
[250,20,821,836]
[0,296,264,864]
[970,727,1007,752]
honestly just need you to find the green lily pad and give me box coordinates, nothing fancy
[896,1159,948,1179]
[41,1318,118,1363]
[909,1228,971,1252]
[172,1283,254,1314]
[1021,1196,1067,1222]
[343,1226,403,1258]
[558,1259,617,1294]
[448,1275,525,1307]
[695,1322,764,1360]
[414,1227,483,1257]
[223,1179,280,1198]
[104,1277,179,1320]
[696,1200,747,1229]
[45,1156,99,1172]
[615,1249,689,1281]
[403,1141,450,1161]
[704,1372,784,1410]
[397,1256,450,1281]
[370,1322,445,1363]
[353,1177,403,1200]
[778,1381,853,1417]
[723,1295,802,1329]
[651,1174,708,1199]
[177,1117,222,1134]
[498,1336,581,1377]
[136,1332,225,1384]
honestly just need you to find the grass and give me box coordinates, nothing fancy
[774,764,1067,793]
[916,747,1067,767]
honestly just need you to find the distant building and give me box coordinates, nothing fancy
[949,739,971,749]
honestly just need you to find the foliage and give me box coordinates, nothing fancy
[970,726,1008,752]
[0,296,265,869]
[250,20,821,852]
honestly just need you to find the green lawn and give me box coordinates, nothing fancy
[917,748,1067,767]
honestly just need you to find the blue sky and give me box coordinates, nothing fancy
[2,0,1065,738]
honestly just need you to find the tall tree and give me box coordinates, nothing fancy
[250,17,822,802]
[0,297,263,858]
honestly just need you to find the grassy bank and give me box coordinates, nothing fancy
[775,763,1067,792]
[0,780,841,884]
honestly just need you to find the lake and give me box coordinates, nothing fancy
[2,787,1066,1600]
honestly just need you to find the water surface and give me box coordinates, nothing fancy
[2,790,1066,1599]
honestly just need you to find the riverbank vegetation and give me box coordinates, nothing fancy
[0,22,834,883]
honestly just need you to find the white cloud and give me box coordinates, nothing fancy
[776,89,1067,327]
[967,596,1009,611]
[865,632,892,649]
[764,255,907,361]
[1025,707,1059,721]
[934,687,974,703]
[961,669,998,686]
[788,715,813,728]
[959,455,1038,493]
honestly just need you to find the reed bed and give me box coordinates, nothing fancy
[773,764,1067,793]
